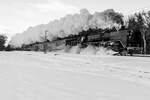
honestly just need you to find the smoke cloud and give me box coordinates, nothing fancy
[9,9,122,47]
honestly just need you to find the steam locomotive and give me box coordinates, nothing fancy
[64,29,143,56]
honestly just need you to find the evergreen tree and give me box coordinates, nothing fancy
[0,34,7,51]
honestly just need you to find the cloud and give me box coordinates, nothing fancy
[0,25,13,34]
[30,1,79,14]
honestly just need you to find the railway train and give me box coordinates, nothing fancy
[22,29,143,56]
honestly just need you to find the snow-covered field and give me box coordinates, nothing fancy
[0,51,150,100]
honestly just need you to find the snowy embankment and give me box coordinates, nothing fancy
[0,51,150,100]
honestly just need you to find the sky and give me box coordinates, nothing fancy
[0,0,150,38]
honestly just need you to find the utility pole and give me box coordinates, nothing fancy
[44,30,48,54]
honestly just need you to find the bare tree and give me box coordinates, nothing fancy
[126,12,149,54]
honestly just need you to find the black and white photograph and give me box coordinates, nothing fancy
[1,0,150,100]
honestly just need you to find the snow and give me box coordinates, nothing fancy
[0,51,150,100]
